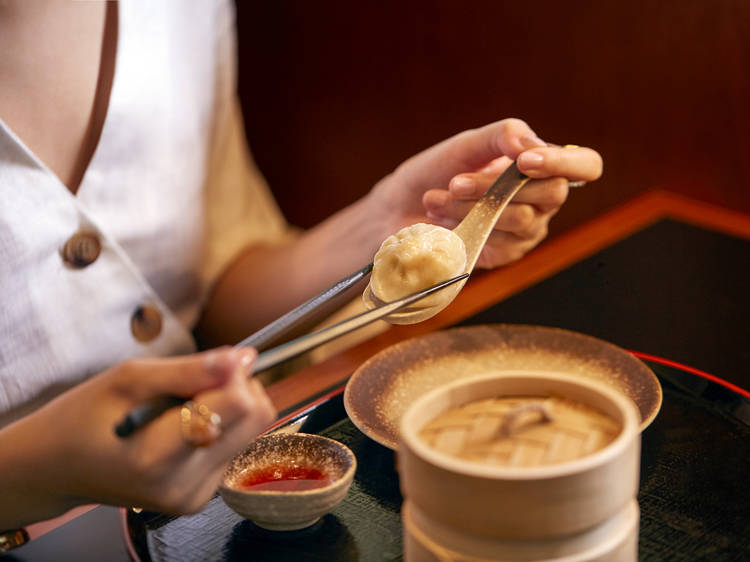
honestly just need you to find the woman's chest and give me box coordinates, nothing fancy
[0,1,111,193]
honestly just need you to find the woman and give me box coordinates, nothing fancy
[0,0,601,536]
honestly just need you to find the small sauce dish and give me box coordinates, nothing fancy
[219,433,356,531]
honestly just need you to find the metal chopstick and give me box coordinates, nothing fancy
[113,272,469,438]
[236,262,373,351]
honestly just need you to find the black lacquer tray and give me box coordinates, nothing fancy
[123,355,750,562]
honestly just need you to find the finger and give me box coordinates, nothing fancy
[424,190,545,239]
[517,146,603,181]
[447,171,569,213]
[160,374,271,515]
[400,119,547,190]
[510,177,569,213]
[181,377,276,462]
[451,119,547,165]
[475,229,548,269]
[205,375,276,437]
[125,372,274,481]
[447,170,501,201]
[498,204,544,238]
[478,155,514,174]
[112,347,256,403]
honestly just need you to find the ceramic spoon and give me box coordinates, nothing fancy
[362,162,530,323]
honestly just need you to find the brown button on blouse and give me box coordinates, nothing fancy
[130,304,163,343]
[61,231,102,268]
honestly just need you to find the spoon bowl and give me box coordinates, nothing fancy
[362,281,462,324]
[364,163,530,324]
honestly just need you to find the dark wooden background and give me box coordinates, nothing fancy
[234,1,750,239]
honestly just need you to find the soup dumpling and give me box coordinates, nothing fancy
[370,223,467,309]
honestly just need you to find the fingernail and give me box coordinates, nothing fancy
[237,348,257,375]
[518,151,544,170]
[450,177,475,196]
[520,133,547,149]
[237,347,258,375]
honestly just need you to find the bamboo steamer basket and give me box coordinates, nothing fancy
[403,499,639,562]
[398,371,641,539]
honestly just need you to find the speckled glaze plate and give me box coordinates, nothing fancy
[344,324,662,450]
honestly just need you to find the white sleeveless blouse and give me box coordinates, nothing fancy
[0,1,287,426]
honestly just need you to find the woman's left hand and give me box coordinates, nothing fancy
[369,118,603,269]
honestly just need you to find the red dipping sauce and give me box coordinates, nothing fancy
[236,465,332,492]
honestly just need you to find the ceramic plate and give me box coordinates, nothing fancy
[344,324,662,450]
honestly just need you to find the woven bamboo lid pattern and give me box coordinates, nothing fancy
[419,395,621,467]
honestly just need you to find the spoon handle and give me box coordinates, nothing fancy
[453,162,530,271]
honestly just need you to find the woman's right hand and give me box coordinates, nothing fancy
[0,347,276,529]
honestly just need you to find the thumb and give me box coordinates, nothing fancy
[110,347,257,403]
[400,119,545,190]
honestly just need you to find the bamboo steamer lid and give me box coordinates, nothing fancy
[398,371,641,539]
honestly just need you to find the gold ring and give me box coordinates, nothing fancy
[180,401,222,447]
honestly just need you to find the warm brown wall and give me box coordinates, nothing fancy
[234,1,750,237]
